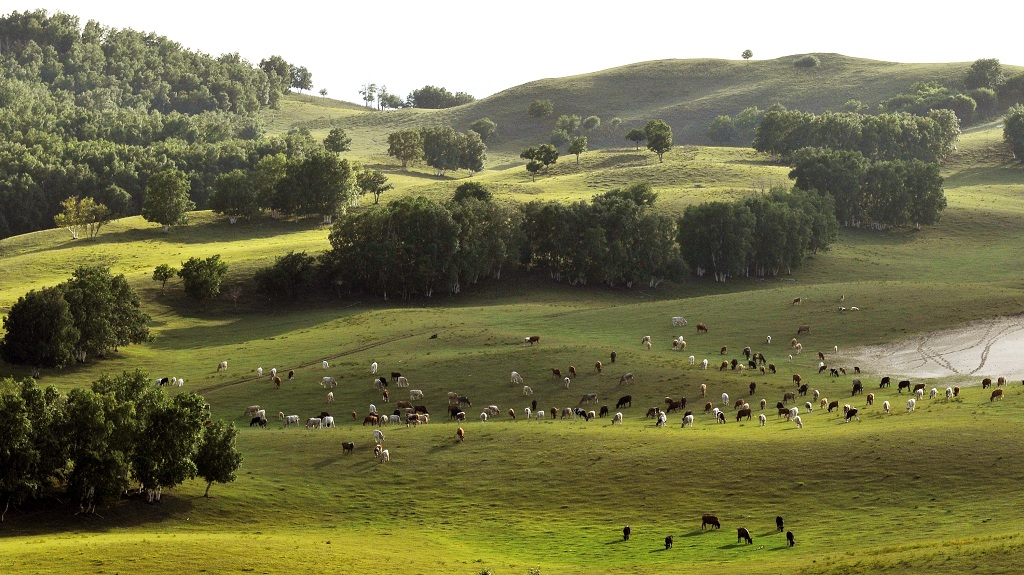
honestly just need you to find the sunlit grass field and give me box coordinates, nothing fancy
[1,104,1023,573]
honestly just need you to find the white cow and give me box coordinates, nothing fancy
[793,415,803,428]
[217,360,228,371]
[323,360,329,369]
[929,388,938,399]
[523,385,533,395]
[396,376,409,388]
[480,412,489,422]
[907,398,916,412]
[371,362,378,374]
[524,407,532,419]
[766,335,772,344]
[722,392,729,406]
[535,409,545,420]
[701,359,709,369]
[322,416,335,428]
[613,412,623,425]
[672,316,687,327]
[563,377,571,389]
[945,387,954,399]
[256,367,263,377]
[410,389,424,401]
[378,449,390,463]
[682,414,694,428]
[883,400,891,414]
[322,376,338,388]
[306,417,322,429]
[688,355,695,365]
[758,413,767,426]
[327,392,334,403]
[373,429,385,444]
[271,368,277,378]
[511,371,523,384]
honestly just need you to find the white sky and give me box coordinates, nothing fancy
[19,1,1024,104]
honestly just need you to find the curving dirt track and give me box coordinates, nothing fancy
[848,315,1024,382]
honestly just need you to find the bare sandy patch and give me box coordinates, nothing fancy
[847,315,1024,383]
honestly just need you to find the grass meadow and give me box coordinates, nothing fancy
[2,74,1024,573]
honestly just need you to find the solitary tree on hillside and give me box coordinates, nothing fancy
[742,49,753,61]
[291,66,313,92]
[319,88,328,97]
[54,196,110,240]
[195,419,243,497]
[569,136,588,164]
[626,128,646,150]
[324,128,352,153]
[468,118,497,143]
[178,255,229,303]
[644,120,673,162]
[142,169,194,232]
[357,170,394,204]
[387,130,424,168]
[153,264,177,292]
[528,99,554,118]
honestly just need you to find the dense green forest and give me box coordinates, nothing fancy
[0,9,307,238]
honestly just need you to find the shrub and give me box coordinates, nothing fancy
[794,55,820,68]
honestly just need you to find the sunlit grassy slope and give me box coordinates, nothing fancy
[1,58,1023,575]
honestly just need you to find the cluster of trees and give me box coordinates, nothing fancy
[0,10,310,239]
[678,189,838,282]
[788,148,947,228]
[1004,104,1024,161]
[624,120,674,161]
[406,85,475,109]
[53,195,111,239]
[386,126,486,175]
[319,182,828,299]
[753,108,960,163]
[706,107,766,146]
[882,59,1024,124]
[0,372,243,521]
[356,83,474,110]
[207,149,358,223]
[0,265,150,368]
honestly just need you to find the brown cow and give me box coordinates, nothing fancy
[793,374,802,386]
[702,514,720,529]
[526,336,540,345]
[792,297,802,305]
[720,346,728,355]
[997,376,1007,386]
[797,324,811,335]
[720,361,729,371]
[697,323,709,334]
[595,361,603,374]
[552,368,562,378]
[991,389,1004,401]
[341,442,354,454]
[736,408,752,421]
[982,378,992,389]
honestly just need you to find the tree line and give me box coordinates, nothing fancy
[752,108,960,163]
[0,371,242,521]
[291,182,840,300]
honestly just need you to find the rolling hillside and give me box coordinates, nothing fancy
[273,53,1024,158]
[2,48,1024,575]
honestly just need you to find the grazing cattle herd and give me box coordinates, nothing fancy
[206,311,1018,548]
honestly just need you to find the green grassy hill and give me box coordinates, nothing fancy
[2,56,1024,575]
[276,54,1024,158]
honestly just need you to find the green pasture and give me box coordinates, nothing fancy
[1,113,1023,573]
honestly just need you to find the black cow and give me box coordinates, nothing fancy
[880,376,891,388]
[701,514,720,529]
[414,405,428,414]
[449,405,462,419]
[776,516,784,532]
[787,531,795,546]
[249,416,267,427]
[391,371,402,382]
[616,395,633,409]
[851,380,864,395]
[828,400,840,413]
[737,527,753,544]
[599,405,609,417]
[749,381,757,395]
[845,407,860,422]
[623,525,631,540]
[664,535,673,549]
[898,380,912,393]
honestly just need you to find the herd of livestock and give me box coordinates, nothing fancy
[219,317,1020,469]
